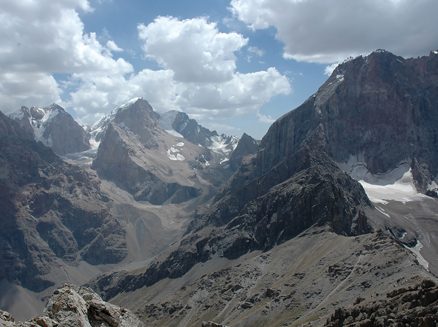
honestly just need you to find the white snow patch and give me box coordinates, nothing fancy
[165,130,184,138]
[359,169,426,204]
[220,158,229,165]
[89,137,100,150]
[337,156,427,204]
[376,206,390,218]
[109,97,142,120]
[336,74,344,82]
[159,111,180,130]
[176,142,184,147]
[167,148,185,161]
[405,241,429,271]
[433,51,438,55]
[209,135,239,156]
[8,109,25,120]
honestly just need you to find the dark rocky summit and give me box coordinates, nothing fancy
[228,132,259,170]
[260,49,438,191]
[8,104,90,155]
[0,284,144,326]
[0,111,126,292]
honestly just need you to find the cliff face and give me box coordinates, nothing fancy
[259,50,438,190]
[0,111,126,292]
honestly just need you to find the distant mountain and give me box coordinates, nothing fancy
[0,110,126,293]
[87,50,438,326]
[158,110,243,167]
[8,104,90,155]
[91,98,232,205]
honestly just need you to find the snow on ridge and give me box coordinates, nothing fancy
[167,148,185,161]
[337,155,426,204]
[405,241,429,271]
[209,135,239,155]
[166,142,185,161]
[158,111,180,130]
[165,130,184,138]
[109,97,142,120]
[8,109,26,120]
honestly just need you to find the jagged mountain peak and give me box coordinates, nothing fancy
[91,97,158,142]
[8,103,90,155]
[261,49,438,191]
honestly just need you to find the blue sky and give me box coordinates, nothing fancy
[1,0,437,139]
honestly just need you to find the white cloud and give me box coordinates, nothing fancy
[324,63,339,76]
[176,67,291,119]
[230,0,438,63]
[0,4,291,128]
[201,122,241,133]
[0,0,132,112]
[138,16,248,83]
[257,112,275,123]
[106,40,124,52]
[248,46,264,57]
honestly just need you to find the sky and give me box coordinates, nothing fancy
[1,0,437,140]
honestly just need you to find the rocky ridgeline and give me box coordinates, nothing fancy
[0,284,144,327]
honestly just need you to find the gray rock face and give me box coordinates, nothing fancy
[228,133,259,170]
[0,284,144,326]
[260,50,438,191]
[8,104,90,155]
[92,99,203,205]
[0,110,126,292]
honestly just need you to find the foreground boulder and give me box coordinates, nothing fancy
[0,284,144,327]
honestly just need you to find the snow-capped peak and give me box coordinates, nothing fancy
[110,97,143,120]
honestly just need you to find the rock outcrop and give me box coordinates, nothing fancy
[8,104,90,155]
[325,279,438,327]
[0,110,126,292]
[0,284,144,326]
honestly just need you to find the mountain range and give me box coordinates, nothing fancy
[1,49,438,326]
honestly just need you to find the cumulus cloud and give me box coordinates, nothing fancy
[0,1,291,128]
[138,16,248,83]
[176,67,291,120]
[0,0,132,112]
[106,40,124,52]
[230,0,438,63]
[248,46,264,57]
[257,112,275,123]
